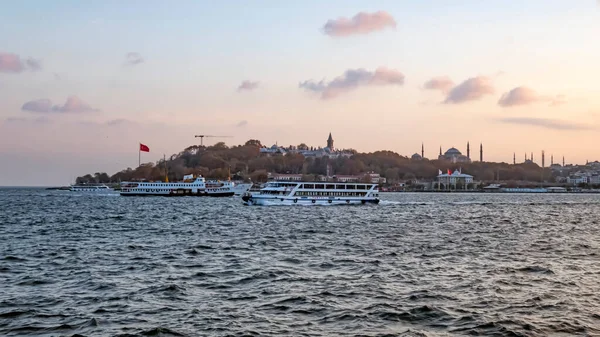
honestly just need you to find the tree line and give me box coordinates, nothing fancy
[76,139,563,185]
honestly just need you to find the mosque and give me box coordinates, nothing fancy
[412,142,483,163]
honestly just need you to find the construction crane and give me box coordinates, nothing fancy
[194,135,232,146]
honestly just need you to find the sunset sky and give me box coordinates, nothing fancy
[1,0,599,186]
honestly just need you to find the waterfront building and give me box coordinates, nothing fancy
[437,169,474,189]
[567,174,588,185]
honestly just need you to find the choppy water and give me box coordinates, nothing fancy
[1,188,599,336]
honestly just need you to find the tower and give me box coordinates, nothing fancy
[421,143,424,158]
[551,155,554,166]
[467,142,470,159]
[513,153,516,165]
[479,143,483,162]
[531,152,534,162]
[525,153,527,162]
[542,150,545,168]
[563,156,565,166]
[327,132,334,150]
[439,146,442,156]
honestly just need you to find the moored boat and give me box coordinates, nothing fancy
[242,181,380,205]
[120,175,235,197]
[70,184,113,192]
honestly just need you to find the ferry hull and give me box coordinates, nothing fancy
[121,191,235,197]
[242,196,380,206]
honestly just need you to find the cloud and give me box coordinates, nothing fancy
[236,120,248,127]
[299,67,404,99]
[0,52,41,73]
[22,96,99,113]
[105,119,134,126]
[498,86,566,107]
[54,96,99,113]
[444,76,494,104]
[125,52,144,66]
[497,117,591,131]
[498,86,539,107]
[22,99,53,113]
[237,80,259,92]
[3,116,51,125]
[423,76,454,93]
[323,11,396,37]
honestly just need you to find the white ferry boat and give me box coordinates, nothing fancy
[120,175,235,197]
[70,184,112,192]
[242,181,380,206]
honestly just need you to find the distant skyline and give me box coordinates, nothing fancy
[1,1,599,185]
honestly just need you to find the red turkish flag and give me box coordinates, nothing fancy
[140,143,150,152]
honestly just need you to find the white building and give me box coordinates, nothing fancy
[568,175,588,185]
[589,175,600,185]
[437,169,474,188]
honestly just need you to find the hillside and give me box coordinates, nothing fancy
[76,139,555,185]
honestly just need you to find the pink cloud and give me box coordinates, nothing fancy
[424,76,454,93]
[237,80,259,92]
[323,11,396,37]
[299,67,404,99]
[498,86,566,107]
[498,87,539,107]
[498,117,591,131]
[444,76,494,104]
[0,52,41,73]
[22,96,99,113]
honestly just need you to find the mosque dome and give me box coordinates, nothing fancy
[411,153,422,160]
[444,147,462,156]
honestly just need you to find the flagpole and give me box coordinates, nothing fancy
[138,143,141,168]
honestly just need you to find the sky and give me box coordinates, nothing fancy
[1,0,599,186]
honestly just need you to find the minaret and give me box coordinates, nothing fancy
[327,132,334,150]
[479,143,483,162]
[467,142,470,159]
[563,156,565,167]
[513,153,516,165]
[525,153,527,162]
[531,152,534,162]
[551,155,554,166]
[439,146,442,157]
[421,143,424,158]
[542,151,545,168]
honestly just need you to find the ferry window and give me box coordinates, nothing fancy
[304,184,314,189]
[335,185,345,189]
[314,184,324,189]
[326,184,334,189]
[348,185,356,190]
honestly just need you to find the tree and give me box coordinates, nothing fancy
[250,169,268,182]
[210,142,228,150]
[245,139,262,147]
